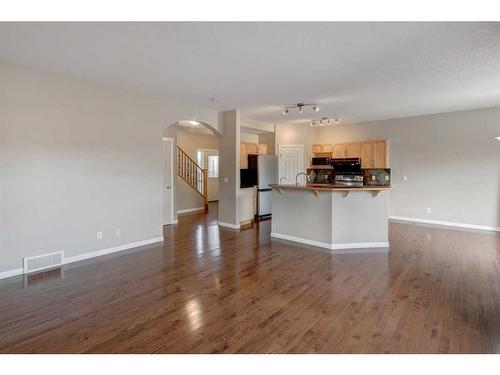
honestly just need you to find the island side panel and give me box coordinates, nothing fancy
[331,190,390,248]
[271,189,333,248]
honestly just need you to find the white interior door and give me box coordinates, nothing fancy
[278,145,305,185]
[162,138,174,225]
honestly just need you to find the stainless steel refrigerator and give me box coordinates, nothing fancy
[254,155,278,218]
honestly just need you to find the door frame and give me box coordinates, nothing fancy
[162,137,175,225]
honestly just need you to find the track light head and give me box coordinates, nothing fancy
[313,105,319,112]
[282,108,289,115]
[298,106,303,114]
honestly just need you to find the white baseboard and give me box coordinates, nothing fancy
[271,232,389,250]
[271,232,332,249]
[0,267,24,280]
[331,242,389,249]
[177,207,205,214]
[390,216,500,232]
[0,237,164,281]
[218,221,241,229]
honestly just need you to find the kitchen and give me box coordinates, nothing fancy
[239,132,392,251]
[271,139,391,250]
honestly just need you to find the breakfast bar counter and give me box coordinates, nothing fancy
[270,184,391,250]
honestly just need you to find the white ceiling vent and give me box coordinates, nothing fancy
[23,251,64,274]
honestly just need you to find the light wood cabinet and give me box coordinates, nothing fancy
[257,144,268,155]
[246,143,258,155]
[332,143,347,158]
[374,140,387,168]
[361,141,375,168]
[240,143,248,169]
[312,144,322,153]
[322,144,333,152]
[312,140,388,168]
[346,142,361,158]
[240,142,268,169]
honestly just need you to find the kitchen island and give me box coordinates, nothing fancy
[270,184,391,250]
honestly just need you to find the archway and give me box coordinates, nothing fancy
[161,120,221,227]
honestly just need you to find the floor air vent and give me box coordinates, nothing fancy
[23,251,64,274]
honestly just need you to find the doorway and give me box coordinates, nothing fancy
[162,137,175,225]
[197,149,219,202]
[278,145,305,185]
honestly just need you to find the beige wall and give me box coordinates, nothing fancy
[0,61,218,274]
[240,132,259,144]
[176,128,218,212]
[276,107,500,229]
[258,131,276,155]
[275,122,316,168]
[218,110,240,227]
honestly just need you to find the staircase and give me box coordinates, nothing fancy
[177,146,208,210]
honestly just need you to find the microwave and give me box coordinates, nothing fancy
[311,157,331,166]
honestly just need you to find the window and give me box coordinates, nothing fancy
[196,150,204,168]
[207,155,219,178]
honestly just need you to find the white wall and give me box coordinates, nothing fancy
[0,61,219,274]
[276,107,500,229]
[176,128,218,211]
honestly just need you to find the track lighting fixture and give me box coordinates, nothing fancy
[310,117,340,127]
[281,103,318,115]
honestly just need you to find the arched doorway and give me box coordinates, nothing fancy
[161,120,221,226]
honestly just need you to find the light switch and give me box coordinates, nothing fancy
[403,176,408,182]
[224,177,229,183]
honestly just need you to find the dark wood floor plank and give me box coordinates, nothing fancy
[0,203,499,353]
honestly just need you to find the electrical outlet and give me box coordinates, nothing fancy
[403,176,408,182]
[96,231,103,240]
[426,208,432,215]
[115,229,121,236]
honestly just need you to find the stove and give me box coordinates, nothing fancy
[334,174,364,187]
[330,158,363,186]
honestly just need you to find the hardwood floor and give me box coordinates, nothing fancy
[1,203,499,353]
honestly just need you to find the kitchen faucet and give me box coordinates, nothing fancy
[295,172,310,185]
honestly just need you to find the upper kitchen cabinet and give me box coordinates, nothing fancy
[312,140,388,168]
[246,143,258,155]
[360,141,375,168]
[240,142,268,169]
[360,140,387,168]
[257,143,268,155]
[346,142,361,158]
[373,140,387,168]
[332,143,346,158]
[312,144,332,154]
[240,143,248,169]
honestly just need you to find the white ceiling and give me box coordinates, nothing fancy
[1,22,499,125]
